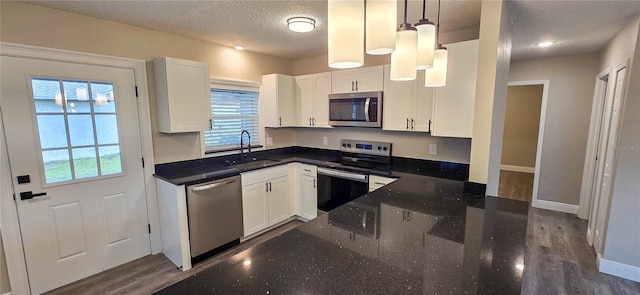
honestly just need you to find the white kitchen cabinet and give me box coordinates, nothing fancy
[431,39,479,138]
[298,164,318,220]
[153,57,211,133]
[241,165,292,237]
[382,65,434,132]
[261,74,296,127]
[331,65,384,93]
[155,178,192,271]
[368,174,397,192]
[295,73,331,128]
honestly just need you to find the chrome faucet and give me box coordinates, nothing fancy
[240,130,251,162]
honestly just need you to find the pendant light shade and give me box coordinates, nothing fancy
[328,0,364,69]
[415,20,435,70]
[365,0,397,55]
[425,46,447,87]
[390,25,418,81]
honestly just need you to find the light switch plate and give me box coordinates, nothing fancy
[322,137,328,146]
[266,137,273,146]
[429,143,437,155]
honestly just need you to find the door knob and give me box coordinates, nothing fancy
[20,191,47,200]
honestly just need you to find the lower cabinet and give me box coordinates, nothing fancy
[298,164,318,220]
[241,166,291,237]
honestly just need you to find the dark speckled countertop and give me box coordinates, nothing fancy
[154,147,528,294]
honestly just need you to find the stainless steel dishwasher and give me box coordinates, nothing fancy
[186,175,243,261]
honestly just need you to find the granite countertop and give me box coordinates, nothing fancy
[154,149,529,294]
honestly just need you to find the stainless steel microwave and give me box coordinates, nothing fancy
[328,91,383,128]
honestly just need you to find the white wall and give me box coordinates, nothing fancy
[508,53,600,205]
[0,233,9,293]
[601,15,640,274]
[468,0,512,196]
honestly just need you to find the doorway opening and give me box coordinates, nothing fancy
[498,81,548,205]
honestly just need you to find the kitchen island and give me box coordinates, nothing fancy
[154,150,528,294]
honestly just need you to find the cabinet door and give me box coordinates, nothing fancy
[295,75,314,126]
[277,75,296,127]
[355,65,384,92]
[432,40,479,138]
[154,57,211,133]
[299,175,318,220]
[312,73,332,127]
[331,70,358,93]
[268,176,291,225]
[242,182,269,236]
[413,70,435,132]
[382,65,414,131]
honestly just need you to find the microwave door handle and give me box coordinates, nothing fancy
[364,98,371,122]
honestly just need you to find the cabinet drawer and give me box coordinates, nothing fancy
[369,175,397,192]
[241,164,289,186]
[300,164,317,177]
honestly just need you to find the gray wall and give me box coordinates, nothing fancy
[501,85,543,168]
[509,53,600,205]
[602,15,640,270]
[0,232,9,293]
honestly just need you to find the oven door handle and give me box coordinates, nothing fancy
[364,98,371,122]
[318,167,369,183]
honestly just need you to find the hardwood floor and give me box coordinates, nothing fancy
[44,210,640,295]
[499,170,534,203]
[44,220,304,295]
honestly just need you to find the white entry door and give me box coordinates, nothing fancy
[1,56,151,294]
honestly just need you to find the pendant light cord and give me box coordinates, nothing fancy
[404,0,409,24]
[436,0,441,45]
[422,0,426,20]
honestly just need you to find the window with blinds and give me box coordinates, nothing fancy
[203,88,260,152]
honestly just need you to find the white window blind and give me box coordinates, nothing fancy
[204,88,260,151]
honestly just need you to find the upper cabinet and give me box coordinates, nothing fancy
[295,72,331,128]
[431,39,479,138]
[331,65,384,93]
[383,65,434,132]
[261,74,296,127]
[154,57,211,133]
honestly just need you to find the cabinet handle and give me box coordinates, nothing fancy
[266,182,269,192]
[402,210,406,222]
[209,118,213,130]
[355,80,358,91]
[310,117,312,126]
[423,233,427,247]
[351,81,354,92]
[312,117,315,126]
[406,211,411,221]
[411,119,414,130]
[303,169,311,172]
[268,182,272,192]
[313,179,316,188]
[428,119,432,133]
[374,182,386,185]
[406,118,409,130]
[279,117,282,126]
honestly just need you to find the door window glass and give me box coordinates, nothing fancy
[30,78,123,184]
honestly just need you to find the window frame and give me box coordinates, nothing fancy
[201,79,264,157]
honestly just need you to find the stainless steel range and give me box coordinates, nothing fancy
[317,139,391,212]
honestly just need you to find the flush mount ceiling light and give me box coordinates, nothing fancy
[536,41,554,47]
[328,0,364,69]
[425,0,448,87]
[415,0,435,70]
[234,45,244,51]
[287,17,316,33]
[390,0,418,81]
[365,0,396,55]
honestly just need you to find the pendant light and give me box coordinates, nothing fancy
[366,0,397,55]
[390,0,418,81]
[415,0,435,70]
[425,0,448,87]
[328,0,364,69]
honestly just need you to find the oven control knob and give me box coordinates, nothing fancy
[383,147,388,151]
[377,146,382,151]
[342,143,347,148]
[347,144,351,148]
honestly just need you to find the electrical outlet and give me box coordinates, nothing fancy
[322,137,328,146]
[429,143,437,155]
[266,137,273,146]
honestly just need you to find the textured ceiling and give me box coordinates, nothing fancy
[24,0,640,61]
[510,0,640,60]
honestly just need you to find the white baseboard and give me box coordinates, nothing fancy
[534,199,579,214]
[2,292,11,295]
[597,254,640,282]
[500,164,535,173]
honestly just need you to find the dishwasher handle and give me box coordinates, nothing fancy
[191,178,238,192]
